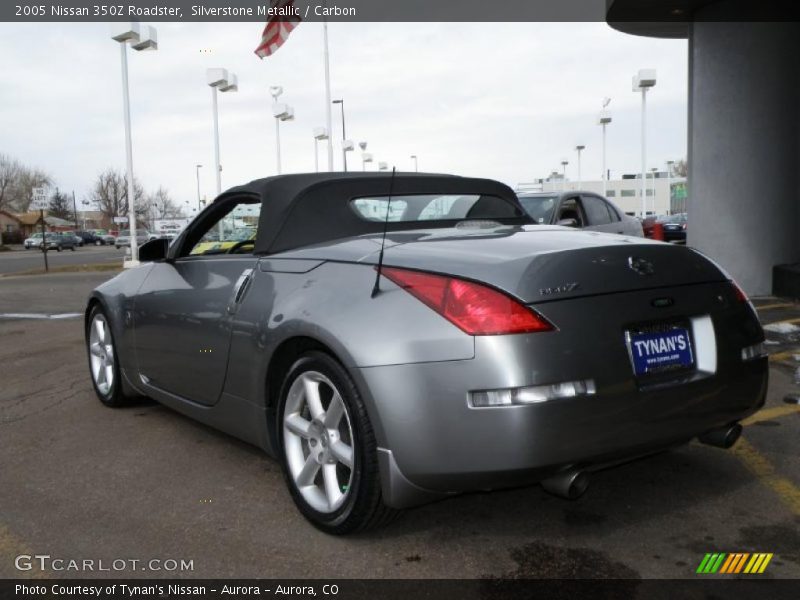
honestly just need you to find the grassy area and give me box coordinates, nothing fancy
[2,263,123,277]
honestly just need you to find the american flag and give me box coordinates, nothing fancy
[254,0,301,59]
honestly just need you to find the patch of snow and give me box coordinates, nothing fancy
[763,322,800,334]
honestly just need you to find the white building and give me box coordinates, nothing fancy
[519,171,687,217]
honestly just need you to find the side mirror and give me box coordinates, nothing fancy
[138,238,169,262]
[557,218,578,228]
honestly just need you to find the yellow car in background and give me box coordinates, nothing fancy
[190,228,256,255]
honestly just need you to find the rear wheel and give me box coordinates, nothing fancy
[86,306,132,407]
[278,351,397,534]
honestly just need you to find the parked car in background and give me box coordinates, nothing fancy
[23,232,45,249]
[61,231,84,247]
[77,231,104,246]
[115,230,155,249]
[39,232,76,251]
[517,191,643,237]
[659,213,688,243]
[93,230,117,245]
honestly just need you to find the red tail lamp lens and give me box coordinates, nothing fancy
[379,267,554,335]
[731,281,749,303]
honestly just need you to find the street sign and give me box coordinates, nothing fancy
[113,216,128,224]
[30,187,49,210]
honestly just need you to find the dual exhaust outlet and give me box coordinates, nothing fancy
[540,423,742,500]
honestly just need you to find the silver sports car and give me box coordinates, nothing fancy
[85,173,768,534]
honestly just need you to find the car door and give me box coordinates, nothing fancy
[579,194,623,234]
[133,195,261,406]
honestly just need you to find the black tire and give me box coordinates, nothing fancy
[56,246,62,252]
[85,305,132,408]
[277,351,398,534]
[71,245,76,251]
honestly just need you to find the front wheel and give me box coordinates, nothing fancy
[86,306,132,407]
[278,351,397,534]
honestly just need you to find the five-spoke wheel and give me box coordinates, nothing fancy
[89,313,115,397]
[279,352,396,534]
[283,371,355,513]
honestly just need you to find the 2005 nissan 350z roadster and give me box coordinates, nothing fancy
[85,173,768,534]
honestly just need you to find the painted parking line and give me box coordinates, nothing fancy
[742,404,800,426]
[754,303,797,311]
[0,313,82,320]
[768,350,800,363]
[730,437,800,516]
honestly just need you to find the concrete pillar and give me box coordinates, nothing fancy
[688,13,800,294]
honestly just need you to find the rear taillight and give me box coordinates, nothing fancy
[731,280,749,303]
[379,267,554,335]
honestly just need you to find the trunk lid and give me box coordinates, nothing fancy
[355,225,726,303]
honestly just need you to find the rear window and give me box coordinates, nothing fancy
[350,194,524,223]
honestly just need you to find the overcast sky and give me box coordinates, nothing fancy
[0,22,687,211]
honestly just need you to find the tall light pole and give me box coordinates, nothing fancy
[332,99,347,171]
[270,86,295,175]
[207,68,238,196]
[410,154,418,172]
[111,23,157,267]
[598,98,612,197]
[633,69,657,217]
[195,164,202,211]
[666,159,675,214]
[561,160,569,191]
[650,167,659,215]
[313,127,329,172]
[575,145,585,189]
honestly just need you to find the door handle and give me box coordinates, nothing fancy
[228,268,254,314]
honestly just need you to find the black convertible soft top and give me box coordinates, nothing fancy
[218,172,529,255]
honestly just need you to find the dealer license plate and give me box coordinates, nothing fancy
[627,326,694,376]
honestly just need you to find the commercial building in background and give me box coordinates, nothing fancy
[518,172,687,216]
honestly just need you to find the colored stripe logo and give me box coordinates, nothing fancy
[696,553,773,574]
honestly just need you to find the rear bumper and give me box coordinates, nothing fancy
[352,283,768,508]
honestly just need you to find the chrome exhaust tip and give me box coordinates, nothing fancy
[698,423,742,449]
[541,469,589,500]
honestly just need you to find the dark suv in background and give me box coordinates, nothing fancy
[76,231,105,246]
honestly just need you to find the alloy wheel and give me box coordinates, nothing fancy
[283,371,355,514]
[88,313,115,396]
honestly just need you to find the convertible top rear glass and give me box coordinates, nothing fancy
[213,173,532,255]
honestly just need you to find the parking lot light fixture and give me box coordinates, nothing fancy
[195,164,202,211]
[575,145,585,189]
[633,69,657,217]
[111,22,158,267]
[207,68,239,196]
[378,161,388,171]
[598,98,612,197]
[313,127,329,172]
[561,159,569,191]
[410,155,418,172]
[666,160,675,213]
[332,99,348,171]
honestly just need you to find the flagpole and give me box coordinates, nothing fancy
[323,19,334,171]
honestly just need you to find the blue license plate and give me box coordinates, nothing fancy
[628,327,694,376]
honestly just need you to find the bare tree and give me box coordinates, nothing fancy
[148,186,182,220]
[0,153,22,213]
[672,158,688,178]
[87,168,146,226]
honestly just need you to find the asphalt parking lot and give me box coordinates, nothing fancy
[0,270,798,580]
